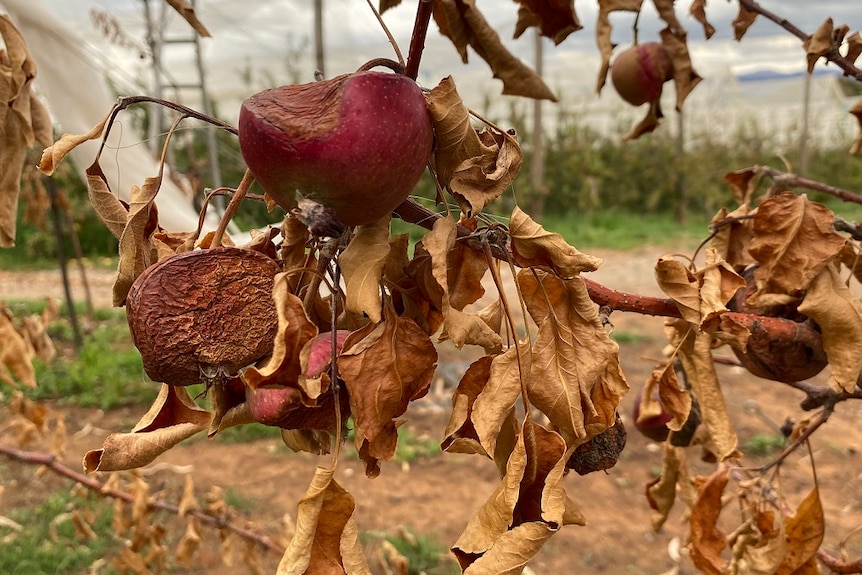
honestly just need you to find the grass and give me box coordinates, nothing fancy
[363,527,458,575]
[0,491,119,575]
[744,433,786,457]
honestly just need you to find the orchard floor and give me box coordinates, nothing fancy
[2,244,861,575]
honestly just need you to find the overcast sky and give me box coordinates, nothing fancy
[23,0,862,120]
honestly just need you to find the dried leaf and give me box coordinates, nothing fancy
[165,0,211,37]
[0,309,37,388]
[338,306,437,462]
[660,27,703,111]
[709,204,755,270]
[83,385,211,472]
[846,31,862,64]
[113,177,163,306]
[850,98,862,156]
[471,341,530,457]
[518,270,629,442]
[512,0,582,44]
[509,206,602,278]
[689,468,729,575]
[426,78,523,216]
[175,519,202,567]
[655,257,700,325]
[276,467,371,575]
[748,193,846,306]
[723,168,758,205]
[441,355,493,455]
[732,4,758,40]
[424,215,502,352]
[646,442,687,531]
[39,110,112,176]
[670,322,738,460]
[433,0,556,101]
[243,275,319,393]
[797,265,862,393]
[86,163,129,239]
[643,361,691,432]
[776,487,824,575]
[378,0,401,14]
[803,19,834,73]
[339,216,390,323]
[595,0,645,94]
[623,101,662,141]
[689,0,715,39]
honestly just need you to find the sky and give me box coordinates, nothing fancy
[18,0,862,124]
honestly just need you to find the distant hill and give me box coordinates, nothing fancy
[737,68,842,83]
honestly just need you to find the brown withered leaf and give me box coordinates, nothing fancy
[0,308,37,388]
[690,0,715,39]
[175,519,202,567]
[660,27,703,111]
[339,216,390,323]
[741,508,786,575]
[338,306,437,462]
[643,361,691,433]
[424,215,502,352]
[426,78,523,216]
[276,467,371,575]
[732,3,758,40]
[803,18,834,73]
[165,0,211,37]
[655,256,700,325]
[383,233,410,286]
[243,275,319,394]
[112,177,163,306]
[689,468,729,575]
[441,355,493,456]
[850,98,862,155]
[39,110,112,176]
[378,0,401,14]
[846,31,862,64]
[448,218,489,310]
[281,428,333,456]
[652,0,684,34]
[517,270,629,443]
[798,265,862,393]
[471,340,530,458]
[432,0,556,101]
[775,487,824,575]
[512,0,582,45]
[623,101,662,141]
[668,321,738,460]
[723,167,759,205]
[646,442,688,531]
[595,0,646,94]
[748,193,846,306]
[709,203,755,270]
[509,206,602,278]
[83,384,211,473]
[452,421,584,572]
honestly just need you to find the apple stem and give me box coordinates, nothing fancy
[211,169,254,248]
[405,0,434,80]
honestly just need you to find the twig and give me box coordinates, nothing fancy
[757,165,862,205]
[817,549,862,574]
[738,0,862,82]
[404,0,434,80]
[760,404,834,472]
[0,443,285,556]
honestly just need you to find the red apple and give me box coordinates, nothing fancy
[632,385,672,443]
[611,43,673,107]
[238,71,433,229]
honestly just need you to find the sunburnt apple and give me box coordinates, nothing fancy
[632,385,672,443]
[238,67,433,230]
[611,42,673,107]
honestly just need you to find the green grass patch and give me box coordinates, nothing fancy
[216,422,283,444]
[363,528,458,575]
[0,491,118,575]
[394,427,440,463]
[744,433,786,457]
[610,329,647,345]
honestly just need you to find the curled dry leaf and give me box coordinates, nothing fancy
[803,18,835,73]
[732,3,758,40]
[667,321,738,460]
[426,77,523,217]
[689,0,715,39]
[512,0,582,45]
[797,265,862,393]
[850,98,862,156]
[337,305,437,464]
[748,192,846,307]
[338,216,391,324]
[432,0,556,101]
[660,27,703,112]
[0,306,37,388]
[83,384,211,473]
[775,487,824,575]
[509,206,602,279]
[643,360,691,433]
[517,269,629,443]
[709,203,755,270]
[689,468,730,575]
[423,215,502,353]
[276,467,371,575]
[846,31,862,64]
[594,0,646,94]
[722,167,758,205]
[452,421,584,573]
[623,102,662,141]
[646,442,694,532]
[165,0,211,37]
[39,110,112,176]
[441,356,493,456]
[0,15,52,247]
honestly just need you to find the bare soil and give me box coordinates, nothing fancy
[2,245,861,575]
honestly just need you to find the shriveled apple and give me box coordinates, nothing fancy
[238,68,433,231]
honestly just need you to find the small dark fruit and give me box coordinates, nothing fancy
[126,247,280,386]
[567,414,627,475]
[611,42,674,107]
[238,70,433,228]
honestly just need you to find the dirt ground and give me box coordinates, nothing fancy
[2,244,861,574]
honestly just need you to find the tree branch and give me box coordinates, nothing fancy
[405,0,434,81]
[738,0,862,81]
[817,549,862,574]
[0,443,285,556]
[757,165,862,206]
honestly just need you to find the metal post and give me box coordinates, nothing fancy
[530,29,545,219]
